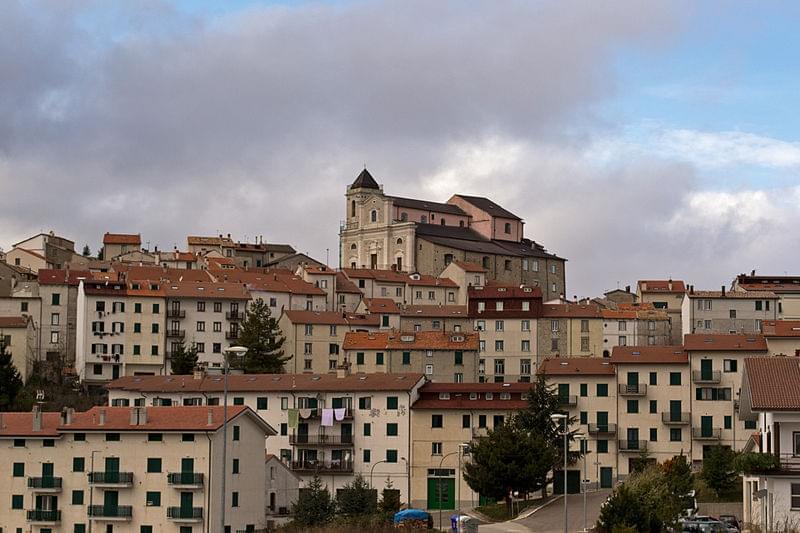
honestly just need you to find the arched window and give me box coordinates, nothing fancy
[350,243,357,250]
[421,216,427,224]
[504,222,511,234]
[400,212,408,222]
[371,210,377,222]
[351,200,356,218]
[482,256,490,269]
[459,220,465,227]
[396,238,403,245]
[440,219,446,226]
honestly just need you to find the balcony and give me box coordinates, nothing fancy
[27,476,62,492]
[88,471,134,487]
[618,383,647,396]
[692,370,722,384]
[167,472,204,488]
[167,506,203,523]
[557,395,577,407]
[692,428,722,440]
[27,509,61,523]
[88,505,133,520]
[618,440,648,452]
[225,331,239,340]
[588,423,617,436]
[299,408,353,420]
[167,309,186,318]
[661,412,690,425]
[166,329,186,339]
[226,310,244,320]
[290,460,354,474]
[290,434,354,446]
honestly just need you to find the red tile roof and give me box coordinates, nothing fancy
[343,330,479,351]
[452,261,487,273]
[282,310,379,327]
[744,357,800,411]
[542,303,602,318]
[112,264,214,283]
[0,316,30,328]
[610,346,688,364]
[400,305,469,319]
[363,298,401,314]
[412,398,528,410]
[107,373,426,393]
[37,269,92,286]
[537,357,615,376]
[163,281,251,300]
[687,290,777,299]
[419,382,531,394]
[0,412,61,437]
[761,320,800,337]
[103,233,141,245]
[469,284,543,299]
[684,334,768,352]
[64,405,250,431]
[335,272,362,294]
[637,280,686,293]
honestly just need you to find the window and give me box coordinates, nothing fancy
[454,351,463,365]
[146,491,161,506]
[723,359,738,372]
[232,458,240,474]
[152,303,160,313]
[11,494,23,509]
[363,449,371,463]
[495,340,504,352]
[387,423,399,436]
[425,364,434,375]
[196,321,205,332]
[431,415,443,428]
[147,458,162,472]
[649,372,657,386]
[579,411,587,424]
[12,462,24,477]
[73,457,85,471]
[182,433,194,442]
[359,397,371,410]
[551,338,559,351]
[386,450,398,463]
[462,414,471,428]
[791,484,800,509]
[724,415,732,430]
[151,323,159,334]
[233,425,240,441]
[745,420,757,430]
[669,372,681,385]
[147,433,162,442]
[649,400,657,414]
[521,359,532,376]
[376,352,384,365]
[755,300,763,311]
[106,433,120,441]
[580,337,589,352]
[387,396,398,409]
[232,491,239,507]
[402,351,411,365]
[670,428,682,442]
[494,359,505,375]
[649,428,657,442]
[72,489,84,505]
[74,433,85,441]
[495,320,504,332]
[627,400,639,414]
[432,442,443,455]
[496,301,504,311]
[504,259,512,271]
[597,384,608,397]
[597,440,608,453]
[51,293,61,305]
[551,320,559,332]
[370,210,377,222]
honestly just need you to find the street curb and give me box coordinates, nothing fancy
[511,495,563,521]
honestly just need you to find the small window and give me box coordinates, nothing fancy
[359,397,372,410]
[504,222,511,234]
[363,423,371,436]
[387,396,398,409]
[257,397,268,410]
[146,491,161,506]
[12,462,24,477]
[596,384,608,397]
[147,458,162,473]
[182,434,195,442]
[386,423,398,436]
[431,414,443,428]
[233,425,240,441]
[106,433,120,441]
[73,457,85,472]
[232,458,240,474]
[386,450,398,463]
[626,400,638,414]
[669,372,682,386]
[72,489,84,505]
[148,433,162,442]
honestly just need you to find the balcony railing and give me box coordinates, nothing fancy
[88,505,133,519]
[226,311,244,320]
[297,408,353,420]
[290,434,354,446]
[588,423,617,435]
[618,440,648,452]
[618,383,647,396]
[27,509,61,522]
[661,412,690,425]
[167,309,186,318]
[88,471,134,486]
[167,507,203,520]
[290,460,354,473]
[692,370,722,384]
[167,472,204,486]
[557,395,577,406]
[225,331,239,340]
[27,477,62,490]
[692,428,722,440]
[166,329,186,339]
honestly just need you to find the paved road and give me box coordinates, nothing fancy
[481,490,610,533]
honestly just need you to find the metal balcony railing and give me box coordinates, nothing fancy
[27,477,62,490]
[167,507,203,520]
[618,383,647,396]
[290,460,354,473]
[557,395,577,406]
[226,311,244,320]
[167,472,204,486]
[618,440,647,452]
[27,509,61,522]
[88,505,133,519]
[167,309,186,318]
[87,472,134,485]
[225,331,239,339]
[661,412,690,425]
[166,329,186,338]
[692,370,722,384]
[692,428,722,440]
[587,423,617,435]
[289,434,354,446]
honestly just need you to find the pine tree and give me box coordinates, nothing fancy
[702,445,737,497]
[0,343,23,411]
[337,474,377,518]
[237,298,288,373]
[379,478,402,515]
[291,474,336,526]
[82,244,91,257]
[169,340,199,375]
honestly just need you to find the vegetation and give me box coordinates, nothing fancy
[0,343,23,410]
[82,244,91,257]
[336,475,377,518]
[475,497,543,521]
[701,445,738,497]
[169,340,199,375]
[12,360,105,412]
[734,451,781,474]
[464,375,581,511]
[237,298,289,373]
[291,475,336,527]
[378,478,402,516]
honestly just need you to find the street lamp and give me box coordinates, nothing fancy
[551,413,568,533]
[220,346,248,533]
[576,434,588,533]
[456,443,470,533]
[370,459,390,490]
[437,450,461,531]
[400,456,410,509]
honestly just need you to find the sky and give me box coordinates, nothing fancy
[1,0,798,298]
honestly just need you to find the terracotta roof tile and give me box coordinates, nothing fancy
[542,303,602,318]
[610,346,688,364]
[363,298,401,314]
[684,333,768,351]
[744,357,800,410]
[451,260,487,272]
[761,320,800,337]
[537,357,615,376]
[64,405,249,431]
[343,330,479,351]
[163,281,251,300]
[0,316,31,328]
[0,412,61,437]
[335,272,362,294]
[400,305,469,318]
[412,399,529,410]
[468,284,542,299]
[282,310,379,327]
[637,280,686,293]
[37,269,92,286]
[103,233,141,245]
[687,290,777,299]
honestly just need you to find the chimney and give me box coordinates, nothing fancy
[751,269,756,276]
[32,405,42,432]
[641,281,647,291]
[130,406,147,426]
[207,409,214,426]
[721,285,726,296]
[99,408,106,426]
[336,359,351,379]
[668,280,673,291]
[689,285,694,295]
[193,367,206,380]
[625,285,630,293]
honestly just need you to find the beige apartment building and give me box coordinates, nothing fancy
[733,272,800,319]
[279,310,380,374]
[761,320,800,356]
[538,357,618,490]
[0,315,37,381]
[358,298,402,330]
[341,268,460,306]
[682,288,779,336]
[637,280,686,344]
[163,281,251,371]
[400,305,471,333]
[439,261,487,305]
[0,405,275,533]
[296,265,338,310]
[409,382,530,510]
[539,303,603,358]
[601,304,671,355]
[106,372,427,504]
[75,278,166,384]
[468,284,541,382]
[610,346,692,477]
[684,334,767,463]
[38,269,90,367]
[343,330,480,383]
[9,231,78,271]
[102,233,142,260]
[334,272,363,312]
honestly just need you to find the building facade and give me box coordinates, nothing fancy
[682,289,779,335]
[637,280,686,344]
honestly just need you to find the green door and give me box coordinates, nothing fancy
[700,359,713,380]
[104,490,119,515]
[112,365,120,379]
[600,467,613,489]
[105,457,120,483]
[427,477,455,509]
[627,428,639,449]
[297,423,309,444]
[180,492,193,513]
[557,383,569,400]
[701,416,713,438]
[181,458,194,484]
[626,372,638,387]
[554,471,581,494]
[670,400,682,422]
[341,423,352,445]
[597,411,609,432]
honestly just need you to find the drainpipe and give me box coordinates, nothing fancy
[205,430,213,532]
[407,390,413,508]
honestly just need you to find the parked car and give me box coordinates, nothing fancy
[681,520,729,533]
[718,514,740,532]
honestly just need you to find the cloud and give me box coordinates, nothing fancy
[654,129,800,169]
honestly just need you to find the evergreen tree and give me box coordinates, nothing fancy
[337,474,377,518]
[96,246,104,260]
[291,474,336,527]
[0,343,23,411]
[237,298,288,373]
[82,244,91,257]
[379,478,402,515]
[597,466,683,532]
[169,340,199,375]
[701,445,737,497]
[662,454,693,499]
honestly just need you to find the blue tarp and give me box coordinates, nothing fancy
[394,508,431,523]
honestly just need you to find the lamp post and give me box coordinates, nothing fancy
[400,456,410,509]
[220,346,248,533]
[551,413,568,533]
[576,434,588,533]
[370,459,389,490]
[456,443,469,533]
[438,450,460,531]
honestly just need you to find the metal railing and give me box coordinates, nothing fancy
[167,507,203,520]
[27,509,61,522]
[557,395,577,406]
[661,412,690,425]
[87,471,134,485]
[692,370,722,384]
[167,472,204,486]
[88,505,133,519]
[692,428,721,440]
[618,440,648,452]
[166,329,186,338]
[226,311,244,320]
[289,434,354,446]
[587,423,617,435]
[27,477,62,490]
[618,383,647,396]
[290,460,354,473]
[225,331,239,339]
[167,309,186,318]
